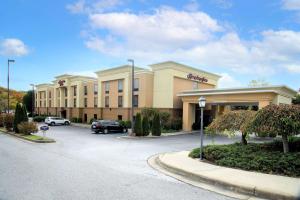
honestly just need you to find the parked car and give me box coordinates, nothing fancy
[45,117,70,126]
[91,120,127,134]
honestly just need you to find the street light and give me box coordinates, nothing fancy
[30,84,35,116]
[128,59,134,135]
[7,59,15,113]
[198,96,206,160]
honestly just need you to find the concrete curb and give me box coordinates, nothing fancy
[118,131,197,139]
[150,152,300,200]
[0,130,55,143]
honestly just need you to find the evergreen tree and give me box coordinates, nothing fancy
[22,104,28,122]
[134,113,142,136]
[142,116,150,136]
[13,103,28,133]
[152,112,161,136]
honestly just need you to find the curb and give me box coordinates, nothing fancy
[118,131,197,139]
[152,153,299,200]
[0,130,55,143]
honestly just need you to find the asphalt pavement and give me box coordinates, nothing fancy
[0,125,245,200]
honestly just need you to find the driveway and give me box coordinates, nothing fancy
[0,125,245,200]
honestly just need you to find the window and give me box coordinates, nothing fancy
[35,93,37,99]
[105,82,110,94]
[134,79,139,91]
[39,92,41,99]
[94,114,97,120]
[73,98,76,107]
[84,98,87,108]
[105,96,109,107]
[94,97,98,108]
[57,90,60,97]
[65,99,68,107]
[84,85,88,95]
[40,101,42,107]
[35,101,37,107]
[64,88,68,97]
[118,115,122,120]
[118,96,123,107]
[49,91,51,98]
[133,95,138,107]
[118,80,123,92]
[94,84,98,95]
[44,101,46,107]
[49,100,51,108]
[84,114,87,123]
[192,82,198,89]
[73,86,77,96]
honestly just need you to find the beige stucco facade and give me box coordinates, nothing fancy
[35,61,296,128]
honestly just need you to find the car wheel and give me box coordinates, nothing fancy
[95,130,99,134]
[123,128,127,133]
[103,128,108,134]
[64,121,70,125]
[51,122,55,126]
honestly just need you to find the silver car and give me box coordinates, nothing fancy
[45,117,70,126]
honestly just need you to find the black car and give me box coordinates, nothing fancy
[91,120,127,134]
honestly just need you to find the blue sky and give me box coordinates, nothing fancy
[0,0,300,91]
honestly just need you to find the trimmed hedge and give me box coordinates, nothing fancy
[189,138,300,177]
[134,113,142,136]
[33,115,47,122]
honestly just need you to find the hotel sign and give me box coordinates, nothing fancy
[58,80,66,86]
[187,73,208,83]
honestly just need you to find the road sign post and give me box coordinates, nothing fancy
[40,125,49,139]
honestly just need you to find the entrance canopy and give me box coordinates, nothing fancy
[177,85,297,131]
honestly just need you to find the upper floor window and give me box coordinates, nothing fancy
[65,99,68,107]
[73,86,77,96]
[49,100,51,108]
[118,80,123,93]
[118,96,123,107]
[94,97,98,108]
[49,91,51,98]
[94,84,98,95]
[40,101,42,107]
[73,98,76,108]
[105,82,110,94]
[84,85,88,95]
[133,95,138,107]
[134,79,139,91]
[65,88,68,97]
[84,98,88,108]
[105,96,109,107]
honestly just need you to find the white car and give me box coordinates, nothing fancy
[45,117,70,126]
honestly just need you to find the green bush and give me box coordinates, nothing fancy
[134,113,142,136]
[89,118,96,124]
[160,112,171,129]
[77,118,82,123]
[13,103,28,133]
[4,114,14,131]
[124,120,131,128]
[142,116,150,136]
[70,117,83,123]
[33,115,46,122]
[0,114,5,127]
[152,112,161,136]
[17,122,38,135]
[189,139,300,177]
[248,104,300,153]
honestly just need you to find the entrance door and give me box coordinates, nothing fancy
[194,104,211,130]
[61,110,67,119]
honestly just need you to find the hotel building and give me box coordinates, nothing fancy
[35,61,297,131]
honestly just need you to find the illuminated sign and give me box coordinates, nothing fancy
[187,73,208,83]
[58,80,65,86]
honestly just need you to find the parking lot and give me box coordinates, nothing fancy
[0,124,241,200]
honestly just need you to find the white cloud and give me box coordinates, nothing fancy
[184,0,200,12]
[66,0,122,14]
[285,64,300,73]
[0,38,29,56]
[282,0,300,10]
[218,73,242,88]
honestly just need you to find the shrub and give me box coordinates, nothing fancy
[4,114,14,131]
[77,118,82,123]
[33,115,46,122]
[13,103,28,133]
[89,118,96,124]
[170,118,182,130]
[152,112,161,136]
[17,122,38,135]
[248,104,300,153]
[142,116,150,136]
[189,141,300,177]
[160,112,171,129]
[134,113,142,136]
[141,108,158,121]
[124,120,131,128]
[0,114,5,127]
[206,110,257,145]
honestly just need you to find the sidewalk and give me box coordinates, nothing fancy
[71,123,91,128]
[150,151,300,200]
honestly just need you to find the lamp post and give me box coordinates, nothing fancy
[128,59,134,135]
[30,84,35,116]
[7,59,15,113]
[198,96,206,160]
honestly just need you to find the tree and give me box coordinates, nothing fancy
[248,104,300,153]
[206,110,257,145]
[151,112,161,136]
[292,94,300,105]
[160,112,171,129]
[248,79,269,87]
[22,90,34,114]
[13,103,28,133]
[134,113,142,136]
[142,116,150,136]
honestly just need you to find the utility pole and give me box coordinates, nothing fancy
[7,59,15,113]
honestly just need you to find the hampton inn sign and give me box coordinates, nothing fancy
[187,73,208,83]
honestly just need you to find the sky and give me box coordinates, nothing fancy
[0,0,300,91]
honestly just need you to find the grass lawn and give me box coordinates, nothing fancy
[189,137,300,177]
[22,134,49,140]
